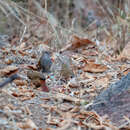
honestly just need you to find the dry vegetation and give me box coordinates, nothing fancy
[0,0,130,129]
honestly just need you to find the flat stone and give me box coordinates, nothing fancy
[88,73,130,126]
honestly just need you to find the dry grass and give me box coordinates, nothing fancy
[0,0,129,53]
[0,0,130,129]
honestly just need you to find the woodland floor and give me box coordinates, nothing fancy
[0,29,130,129]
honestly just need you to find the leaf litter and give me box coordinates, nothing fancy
[0,25,130,130]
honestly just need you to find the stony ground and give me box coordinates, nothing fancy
[0,33,130,129]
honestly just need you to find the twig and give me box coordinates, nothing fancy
[0,74,20,88]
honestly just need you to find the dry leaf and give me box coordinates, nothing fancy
[81,72,95,79]
[61,35,95,52]
[83,62,107,73]
[0,66,18,76]
[4,59,13,65]
[20,97,33,101]
[53,93,85,103]
[94,76,109,88]
[26,65,37,70]
[14,79,28,86]
[59,103,73,112]
[17,118,37,129]
[123,68,130,75]
[119,64,130,75]
[18,50,29,56]
[12,92,19,97]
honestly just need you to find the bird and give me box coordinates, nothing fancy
[37,51,52,73]
[27,70,49,92]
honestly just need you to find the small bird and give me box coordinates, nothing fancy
[27,70,49,92]
[37,51,52,73]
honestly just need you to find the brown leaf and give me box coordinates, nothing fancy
[14,79,28,86]
[20,97,33,101]
[4,59,13,65]
[94,76,109,88]
[83,62,107,73]
[0,66,19,76]
[12,92,19,97]
[61,35,95,52]
[53,93,85,103]
[60,104,73,112]
[17,119,37,129]
[26,65,37,70]
[123,68,130,75]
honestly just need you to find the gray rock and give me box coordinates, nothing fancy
[88,73,130,126]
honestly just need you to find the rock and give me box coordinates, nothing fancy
[88,73,130,126]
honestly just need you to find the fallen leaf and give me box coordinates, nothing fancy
[12,92,19,97]
[80,72,95,79]
[94,76,109,88]
[83,62,107,73]
[59,103,73,112]
[20,97,33,101]
[123,68,130,75]
[14,79,28,86]
[17,119,37,129]
[12,88,35,101]
[53,93,85,103]
[61,35,95,52]
[4,59,13,65]
[26,65,37,70]
[0,66,18,76]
